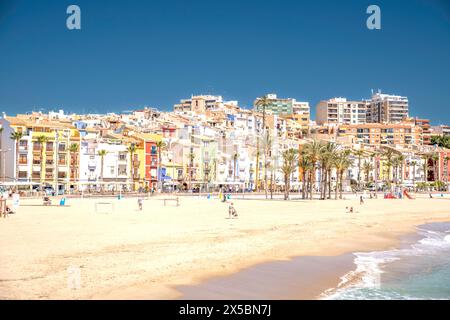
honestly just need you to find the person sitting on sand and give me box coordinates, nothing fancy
[228,202,238,218]
[43,196,51,206]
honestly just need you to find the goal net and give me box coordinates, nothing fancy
[95,202,115,214]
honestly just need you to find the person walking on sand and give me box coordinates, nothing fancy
[360,195,364,205]
[137,197,143,211]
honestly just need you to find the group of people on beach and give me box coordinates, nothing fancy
[0,190,17,218]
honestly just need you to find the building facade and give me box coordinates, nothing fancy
[367,92,409,123]
[316,97,368,125]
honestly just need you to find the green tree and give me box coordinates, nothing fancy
[97,149,108,192]
[69,143,79,188]
[333,150,352,199]
[127,144,137,191]
[10,130,23,182]
[255,95,271,191]
[280,148,298,200]
[362,161,374,185]
[36,135,48,186]
[302,140,324,200]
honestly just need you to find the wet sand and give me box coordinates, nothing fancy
[177,254,355,300]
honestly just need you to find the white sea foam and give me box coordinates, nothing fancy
[321,225,450,300]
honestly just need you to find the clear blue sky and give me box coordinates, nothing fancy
[0,0,449,124]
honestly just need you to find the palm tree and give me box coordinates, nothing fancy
[188,151,195,191]
[302,140,324,200]
[97,150,108,192]
[421,154,429,182]
[362,161,374,185]
[319,142,338,199]
[233,151,239,182]
[431,153,439,182]
[280,148,298,200]
[298,152,312,200]
[36,135,48,186]
[381,148,397,188]
[396,154,405,185]
[10,131,23,182]
[333,150,352,199]
[444,156,450,190]
[410,160,417,188]
[68,143,79,189]
[353,149,365,189]
[262,131,273,199]
[155,141,166,192]
[127,144,137,191]
[255,95,271,191]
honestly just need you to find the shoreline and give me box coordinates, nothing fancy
[1,196,450,299]
[175,221,450,300]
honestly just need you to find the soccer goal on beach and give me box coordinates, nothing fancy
[94,202,115,214]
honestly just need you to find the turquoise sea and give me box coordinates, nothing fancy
[324,222,450,300]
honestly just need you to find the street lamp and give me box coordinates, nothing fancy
[0,148,12,184]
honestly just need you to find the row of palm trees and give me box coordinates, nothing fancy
[277,141,355,200]
[276,141,449,200]
[7,131,80,187]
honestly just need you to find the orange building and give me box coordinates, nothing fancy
[337,122,423,147]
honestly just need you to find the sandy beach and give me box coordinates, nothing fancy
[0,194,449,300]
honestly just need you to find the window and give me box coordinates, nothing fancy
[19,154,27,164]
[18,171,27,178]
[58,154,66,165]
[58,172,67,179]
[33,142,42,151]
[118,165,127,176]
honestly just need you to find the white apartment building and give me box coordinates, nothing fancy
[78,140,131,191]
[367,91,409,123]
[174,95,239,114]
[316,98,368,125]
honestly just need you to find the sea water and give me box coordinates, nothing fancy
[324,222,450,300]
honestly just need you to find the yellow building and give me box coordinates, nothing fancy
[1,116,81,192]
